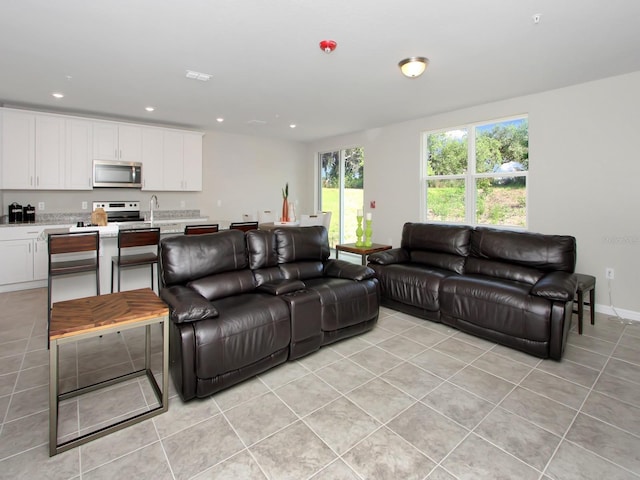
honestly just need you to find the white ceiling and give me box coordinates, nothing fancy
[1,0,639,142]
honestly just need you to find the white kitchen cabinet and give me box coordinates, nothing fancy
[35,115,65,189]
[0,226,66,288]
[0,239,35,285]
[182,133,203,191]
[93,122,142,163]
[65,119,93,190]
[141,127,164,190]
[1,110,65,190]
[142,130,203,191]
[1,110,35,189]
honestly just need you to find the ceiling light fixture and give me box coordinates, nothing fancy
[319,40,337,53]
[145,106,155,112]
[51,92,64,99]
[185,70,212,81]
[289,124,297,129]
[216,117,224,123]
[398,57,429,78]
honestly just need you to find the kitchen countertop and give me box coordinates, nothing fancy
[39,219,230,239]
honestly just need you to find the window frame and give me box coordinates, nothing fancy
[421,115,528,229]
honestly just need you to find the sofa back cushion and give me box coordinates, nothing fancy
[275,226,330,263]
[246,229,278,270]
[470,227,576,280]
[401,223,472,274]
[160,230,248,286]
[187,270,256,301]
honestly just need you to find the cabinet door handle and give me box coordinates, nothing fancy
[119,149,122,159]
[36,176,39,187]
[29,243,32,254]
[115,148,118,158]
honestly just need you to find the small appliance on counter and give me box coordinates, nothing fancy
[8,202,23,223]
[23,204,36,223]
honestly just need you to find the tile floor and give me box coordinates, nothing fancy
[1,287,640,479]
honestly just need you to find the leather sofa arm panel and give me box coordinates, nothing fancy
[323,259,376,281]
[367,248,410,265]
[161,285,219,324]
[531,271,577,302]
[258,279,306,295]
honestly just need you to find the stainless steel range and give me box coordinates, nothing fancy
[92,201,145,223]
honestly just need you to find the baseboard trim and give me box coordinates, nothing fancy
[594,303,640,323]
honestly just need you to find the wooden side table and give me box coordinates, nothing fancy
[49,288,169,456]
[335,243,392,266]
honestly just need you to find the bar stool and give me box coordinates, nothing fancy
[574,273,596,334]
[229,221,259,232]
[184,224,219,235]
[111,228,161,293]
[48,231,100,340]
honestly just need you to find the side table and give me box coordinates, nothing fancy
[49,288,169,456]
[335,243,392,266]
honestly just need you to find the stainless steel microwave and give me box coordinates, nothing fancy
[93,160,142,188]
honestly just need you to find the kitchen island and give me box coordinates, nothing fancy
[36,219,229,304]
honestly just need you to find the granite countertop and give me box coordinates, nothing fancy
[40,218,230,239]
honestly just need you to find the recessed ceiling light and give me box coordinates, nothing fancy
[145,106,155,112]
[289,124,297,129]
[216,117,224,123]
[52,92,64,99]
[185,70,212,82]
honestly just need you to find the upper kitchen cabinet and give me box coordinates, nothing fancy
[141,127,164,190]
[93,122,142,163]
[1,110,65,190]
[65,118,93,190]
[142,129,202,191]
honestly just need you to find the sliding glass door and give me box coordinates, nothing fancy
[319,147,364,248]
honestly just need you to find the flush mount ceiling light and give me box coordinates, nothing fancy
[319,40,337,53]
[398,57,430,78]
[185,70,212,81]
[51,92,64,99]
[145,106,155,112]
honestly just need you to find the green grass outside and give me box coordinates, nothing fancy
[321,188,364,247]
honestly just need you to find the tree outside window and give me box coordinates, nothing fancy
[424,117,528,227]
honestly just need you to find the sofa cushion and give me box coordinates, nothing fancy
[440,275,551,342]
[275,226,330,263]
[161,230,248,286]
[471,227,576,273]
[401,223,472,256]
[188,270,256,301]
[304,277,379,331]
[280,261,324,280]
[465,257,543,286]
[193,293,291,379]
[369,263,454,312]
[246,229,278,270]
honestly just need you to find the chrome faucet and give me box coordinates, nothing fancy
[149,195,159,225]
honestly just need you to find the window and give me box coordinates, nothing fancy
[319,147,364,247]
[423,116,528,227]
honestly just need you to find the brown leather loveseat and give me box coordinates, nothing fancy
[159,226,379,401]
[368,223,577,359]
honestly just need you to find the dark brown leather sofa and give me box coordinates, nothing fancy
[368,223,577,359]
[159,226,379,401]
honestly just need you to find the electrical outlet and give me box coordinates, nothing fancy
[606,267,615,280]
[180,200,186,208]
[81,201,88,210]
[38,202,45,211]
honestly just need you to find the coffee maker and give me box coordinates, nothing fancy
[23,204,36,223]
[8,202,23,223]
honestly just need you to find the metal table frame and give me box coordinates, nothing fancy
[49,301,169,456]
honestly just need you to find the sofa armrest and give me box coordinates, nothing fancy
[160,285,219,324]
[258,279,306,295]
[367,248,410,265]
[323,259,375,281]
[531,271,577,302]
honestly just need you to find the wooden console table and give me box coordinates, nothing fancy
[49,288,169,456]
[335,243,392,266]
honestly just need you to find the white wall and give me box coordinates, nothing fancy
[307,71,640,318]
[199,131,311,222]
